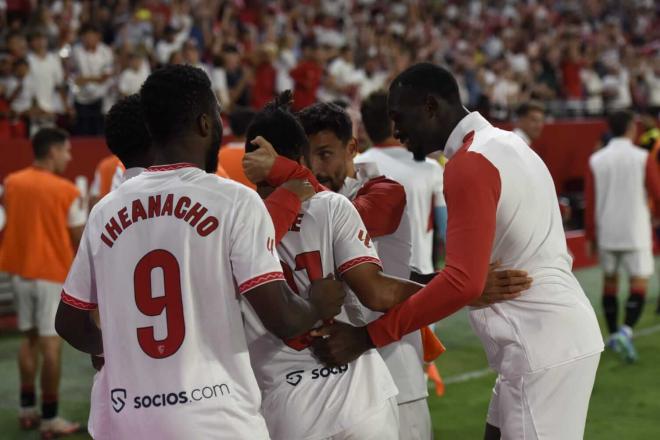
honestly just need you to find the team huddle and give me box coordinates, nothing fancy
[42,63,604,439]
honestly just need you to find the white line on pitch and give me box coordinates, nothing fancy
[436,323,660,386]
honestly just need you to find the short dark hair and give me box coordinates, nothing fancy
[516,101,545,118]
[360,91,391,145]
[79,23,101,36]
[105,94,151,165]
[140,64,215,144]
[608,110,635,137]
[390,62,462,105]
[228,107,256,138]
[245,90,308,161]
[31,127,69,159]
[297,102,352,144]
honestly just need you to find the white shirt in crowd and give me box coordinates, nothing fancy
[5,75,36,114]
[356,147,445,275]
[118,61,150,96]
[71,43,114,104]
[580,68,604,115]
[27,51,65,113]
[210,67,230,109]
[589,137,654,250]
[62,164,278,439]
[242,190,397,440]
[603,68,632,111]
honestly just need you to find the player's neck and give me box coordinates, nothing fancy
[151,143,205,170]
[32,159,56,173]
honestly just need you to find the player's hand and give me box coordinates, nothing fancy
[281,179,315,202]
[310,321,373,367]
[470,263,532,307]
[90,354,104,371]
[243,136,278,183]
[308,274,345,320]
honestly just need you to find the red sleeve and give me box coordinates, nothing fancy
[266,156,326,192]
[584,165,596,242]
[366,151,501,347]
[352,177,406,238]
[264,187,302,245]
[645,152,660,208]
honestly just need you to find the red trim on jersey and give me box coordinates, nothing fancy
[238,271,285,294]
[367,135,503,348]
[337,256,382,274]
[61,290,97,310]
[353,176,407,238]
[267,156,327,192]
[147,163,198,172]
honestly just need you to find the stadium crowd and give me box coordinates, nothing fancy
[0,0,659,138]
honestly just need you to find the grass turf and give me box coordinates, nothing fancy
[0,264,658,439]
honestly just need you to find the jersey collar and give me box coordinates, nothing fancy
[147,163,198,172]
[444,112,490,160]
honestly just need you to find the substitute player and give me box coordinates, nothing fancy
[312,63,604,440]
[54,65,344,439]
[360,91,446,284]
[0,128,84,437]
[585,109,660,362]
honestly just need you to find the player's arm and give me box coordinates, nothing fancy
[584,163,597,256]
[645,151,660,212]
[244,276,343,340]
[55,302,103,355]
[312,152,504,366]
[55,226,103,355]
[264,180,314,244]
[67,193,87,251]
[351,177,407,238]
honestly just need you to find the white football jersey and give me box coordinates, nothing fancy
[356,147,444,275]
[62,164,281,439]
[242,191,398,440]
[340,165,427,404]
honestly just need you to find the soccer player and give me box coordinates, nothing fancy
[217,106,257,188]
[312,63,605,440]
[89,154,124,208]
[585,109,660,361]
[54,65,344,439]
[242,93,531,440]
[0,128,84,436]
[359,91,446,284]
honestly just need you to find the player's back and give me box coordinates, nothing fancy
[589,138,651,249]
[79,164,270,439]
[463,121,603,373]
[242,190,397,440]
[357,147,443,274]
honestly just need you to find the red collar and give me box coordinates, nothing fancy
[147,163,198,172]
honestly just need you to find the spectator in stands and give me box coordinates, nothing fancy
[5,57,35,137]
[290,38,323,111]
[250,43,277,110]
[118,52,150,97]
[224,43,252,109]
[27,31,70,130]
[513,101,546,147]
[210,54,230,110]
[0,128,84,437]
[182,39,209,77]
[70,23,114,135]
[6,31,28,62]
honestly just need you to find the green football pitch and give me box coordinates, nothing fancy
[0,264,658,439]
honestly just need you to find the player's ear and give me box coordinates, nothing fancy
[197,113,210,137]
[347,137,358,160]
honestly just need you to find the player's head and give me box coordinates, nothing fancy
[297,102,356,192]
[31,127,71,174]
[105,94,153,169]
[245,90,308,164]
[608,109,636,140]
[361,91,394,146]
[388,63,465,160]
[228,107,256,141]
[516,101,546,142]
[140,64,222,173]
